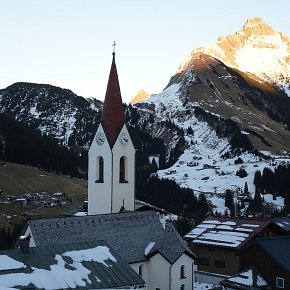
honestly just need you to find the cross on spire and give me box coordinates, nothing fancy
[112,41,116,55]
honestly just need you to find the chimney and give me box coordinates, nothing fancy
[19,234,31,254]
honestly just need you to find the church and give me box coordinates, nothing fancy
[19,50,196,289]
[88,50,135,215]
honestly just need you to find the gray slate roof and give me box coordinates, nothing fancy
[256,236,290,273]
[0,240,144,289]
[28,211,194,264]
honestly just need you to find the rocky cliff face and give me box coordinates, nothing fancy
[178,17,290,96]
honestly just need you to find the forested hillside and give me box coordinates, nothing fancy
[0,114,87,177]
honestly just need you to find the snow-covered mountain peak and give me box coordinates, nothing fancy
[241,17,276,37]
[177,18,290,96]
[129,89,150,104]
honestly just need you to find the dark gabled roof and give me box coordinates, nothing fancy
[146,224,197,263]
[28,211,194,264]
[255,236,290,274]
[0,240,144,289]
[100,53,125,148]
[273,216,290,232]
[185,216,272,249]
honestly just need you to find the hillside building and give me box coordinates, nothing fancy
[184,216,286,284]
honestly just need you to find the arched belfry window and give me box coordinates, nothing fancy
[96,156,104,183]
[119,156,128,183]
[180,284,185,290]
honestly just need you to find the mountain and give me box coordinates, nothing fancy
[1,18,290,215]
[129,18,290,214]
[129,89,150,104]
[0,82,102,149]
[178,17,290,96]
[135,18,290,154]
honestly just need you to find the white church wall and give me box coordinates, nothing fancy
[88,125,113,215]
[146,254,171,289]
[111,125,135,213]
[130,261,149,288]
[171,253,195,290]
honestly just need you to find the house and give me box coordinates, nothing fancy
[14,198,27,208]
[240,236,290,290]
[184,216,286,282]
[24,210,196,290]
[0,237,144,289]
[220,267,268,289]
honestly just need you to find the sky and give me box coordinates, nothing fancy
[0,0,289,103]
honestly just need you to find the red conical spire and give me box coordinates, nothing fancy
[100,52,125,147]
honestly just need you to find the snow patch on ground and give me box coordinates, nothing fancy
[157,149,288,213]
[194,281,223,290]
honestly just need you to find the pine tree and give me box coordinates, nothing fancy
[254,170,262,193]
[187,126,193,135]
[244,182,249,195]
[150,157,158,173]
[251,191,263,213]
[225,190,234,209]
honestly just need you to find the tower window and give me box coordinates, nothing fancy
[95,156,104,183]
[180,265,185,278]
[119,156,128,183]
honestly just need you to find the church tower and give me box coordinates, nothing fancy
[88,51,135,215]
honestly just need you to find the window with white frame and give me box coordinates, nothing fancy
[276,277,284,288]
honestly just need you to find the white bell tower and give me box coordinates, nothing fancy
[88,51,135,215]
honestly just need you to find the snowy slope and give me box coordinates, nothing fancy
[139,80,289,213]
[134,18,290,214]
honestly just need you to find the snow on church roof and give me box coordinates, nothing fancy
[184,216,271,249]
[0,241,144,290]
[28,211,194,264]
